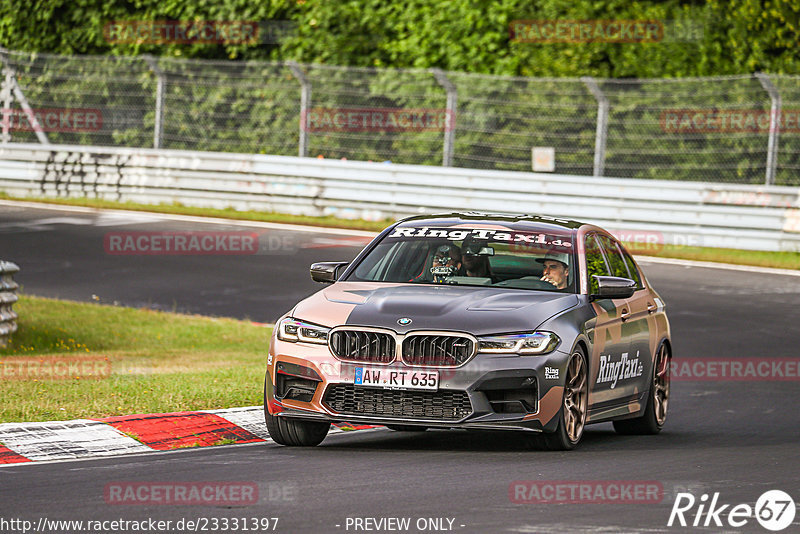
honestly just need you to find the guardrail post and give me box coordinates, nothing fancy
[143,55,165,149]
[581,77,608,177]
[288,61,310,158]
[755,73,780,186]
[431,68,457,167]
[0,261,20,348]
[0,47,50,145]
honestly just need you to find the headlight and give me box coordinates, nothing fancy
[277,317,330,344]
[478,332,560,355]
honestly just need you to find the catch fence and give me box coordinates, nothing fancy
[2,48,800,185]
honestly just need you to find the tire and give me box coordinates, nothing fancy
[613,341,670,435]
[386,425,428,432]
[265,410,330,446]
[534,347,588,451]
[263,382,330,446]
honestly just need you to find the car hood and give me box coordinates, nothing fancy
[292,282,579,336]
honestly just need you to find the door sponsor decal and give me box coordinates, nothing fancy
[597,351,644,389]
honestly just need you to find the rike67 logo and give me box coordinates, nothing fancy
[668,490,796,531]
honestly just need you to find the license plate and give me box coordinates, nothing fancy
[354,367,439,391]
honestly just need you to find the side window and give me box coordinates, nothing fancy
[621,249,644,288]
[597,235,630,279]
[585,234,610,294]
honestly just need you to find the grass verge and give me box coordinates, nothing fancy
[640,244,800,270]
[2,193,798,270]
[0,295,270,423]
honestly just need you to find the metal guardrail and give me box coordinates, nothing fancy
[0,261,20,347]
[0,142,799,252]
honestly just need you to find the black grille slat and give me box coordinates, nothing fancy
[330,330,395,363]
[331,330,474,366]
[323,385,472,421]
[402,335,474,367]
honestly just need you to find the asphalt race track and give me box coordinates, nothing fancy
[1,202,799,533]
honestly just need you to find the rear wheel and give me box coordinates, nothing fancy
[613,341,670,435]
[535,347,588,451]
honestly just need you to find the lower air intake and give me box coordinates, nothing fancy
[323,385,472,421]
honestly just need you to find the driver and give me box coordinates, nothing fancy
[536,251,570,290]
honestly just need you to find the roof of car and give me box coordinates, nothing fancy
[395,212,584,230]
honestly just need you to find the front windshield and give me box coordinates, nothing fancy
[347,224,576,292]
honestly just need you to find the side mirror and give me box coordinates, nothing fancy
[310,262,349,284]
[591,275,636,300]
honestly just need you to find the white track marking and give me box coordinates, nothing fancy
[0,199,377,237]
[0,419,151,462]
[203,407,272,440]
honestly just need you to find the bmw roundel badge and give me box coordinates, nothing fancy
[397,317,412,326]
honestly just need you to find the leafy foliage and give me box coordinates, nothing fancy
[2,0,800,76]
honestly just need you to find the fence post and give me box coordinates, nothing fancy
[431,68,457,167]
[288,61,310,158]
[1,68,12,144]
[143,55,165,149]
[581,76,608,177]
[755,73,780,186]
[0,48,50,145]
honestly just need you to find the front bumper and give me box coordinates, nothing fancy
[266,337,569,433]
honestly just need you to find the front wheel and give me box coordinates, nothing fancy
[613,341,670,435]
[535,347,588,451]
[265,410,330,446]
[264,380,329,446]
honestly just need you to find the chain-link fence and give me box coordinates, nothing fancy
[2,48,799,185]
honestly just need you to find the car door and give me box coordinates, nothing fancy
[584,233,631,409]
[596,234,651,405]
